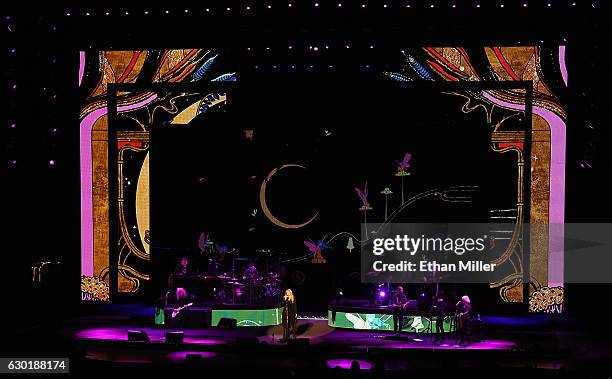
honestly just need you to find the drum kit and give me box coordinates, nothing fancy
[214,271,281,305]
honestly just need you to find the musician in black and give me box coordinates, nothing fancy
[280,289,298,342]
[171,287,190,331]
[456,295,472,345]
[243,262,259,304]
[243,262,259,281]
[174,256,192,276]
[390,286,408,335]
[432,294,446,343]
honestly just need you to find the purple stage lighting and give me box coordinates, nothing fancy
[378,290,386,298]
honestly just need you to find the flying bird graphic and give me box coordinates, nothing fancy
[354,182,370,208]
[396,152,412,171]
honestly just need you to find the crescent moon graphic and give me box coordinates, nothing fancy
[259,164,319,229]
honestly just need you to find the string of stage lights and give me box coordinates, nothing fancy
[61,0,598,16]
[5,0,599,173]
[3,14,17,169]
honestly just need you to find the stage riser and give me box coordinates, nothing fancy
[328,310,454,333]
[162,307,281,328]
[211,308,281,327]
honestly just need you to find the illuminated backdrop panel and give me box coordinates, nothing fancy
[79,46,566,313]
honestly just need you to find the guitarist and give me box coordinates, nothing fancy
[171,287,191,331]
[390,286,408,335]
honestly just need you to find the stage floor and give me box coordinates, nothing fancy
[52,303,589,372]
[9,303,605,376]
[74,320,514,351]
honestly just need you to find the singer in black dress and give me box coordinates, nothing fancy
[281,289,297,342]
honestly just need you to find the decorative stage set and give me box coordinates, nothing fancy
[79,47,567,326]
[54,36,605,377]
[5,0,609,374]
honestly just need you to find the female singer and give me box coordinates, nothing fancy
[281,289,298,342]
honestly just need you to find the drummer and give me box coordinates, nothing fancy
[241,262,259,304]
[243,262,259,283]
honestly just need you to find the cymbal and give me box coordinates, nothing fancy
[227,281,243,285]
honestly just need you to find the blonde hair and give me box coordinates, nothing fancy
[176,287,188,301]
[462,295,470,304]
[284,289,295,303]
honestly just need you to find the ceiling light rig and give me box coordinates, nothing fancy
[55,0,594,18]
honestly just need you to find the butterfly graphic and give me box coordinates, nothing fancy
[304,235,331,253]
[354,182,370,208]
[396,152,412,171]
[304,235,330,264]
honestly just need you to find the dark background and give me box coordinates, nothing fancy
[150,78,524,310]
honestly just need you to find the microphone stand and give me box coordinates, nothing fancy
[453,300,462,345]
[428,292,436,343]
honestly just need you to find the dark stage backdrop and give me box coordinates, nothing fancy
[150,77,524,311]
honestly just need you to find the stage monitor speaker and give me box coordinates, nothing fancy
[185,353,202,363]
[127,330,150,342]
[287,338,310,346]
[236,337,259,346]
[217,318,237,329]
[165,331,184,344]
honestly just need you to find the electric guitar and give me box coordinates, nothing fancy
[390,301,410,312]
[171,302,193,318]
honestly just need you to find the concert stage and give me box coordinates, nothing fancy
[46,303,591,374]
[10,2,610,377]
[75,304,503,350]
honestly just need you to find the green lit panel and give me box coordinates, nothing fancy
[211,308,281,327]
[328,310,453,333]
